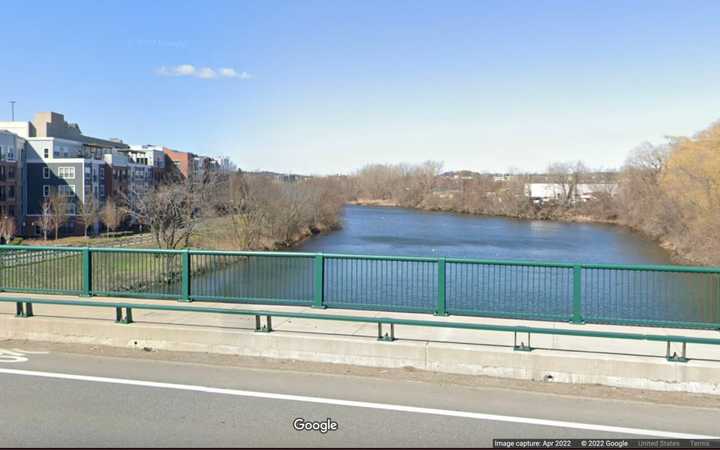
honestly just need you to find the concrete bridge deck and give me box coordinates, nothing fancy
[2,292,719,395]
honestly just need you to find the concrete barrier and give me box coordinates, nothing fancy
[2,296,720,396]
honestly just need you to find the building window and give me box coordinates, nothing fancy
[8,167,15,179]
[43,167,51,179]
[58,185,76,197]
[58,167,76,179]
[43,185,50,197]
[8,186,14,199]
[0,186,5,202]
[44,148,49,158]
[8,206,15,217]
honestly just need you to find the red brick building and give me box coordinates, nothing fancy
[162,148,193,179]
[162,148,218,180]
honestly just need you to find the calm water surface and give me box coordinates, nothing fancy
[190,206,720,327]
[297,205,672,264]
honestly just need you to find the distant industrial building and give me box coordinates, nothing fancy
[525,183,617,204]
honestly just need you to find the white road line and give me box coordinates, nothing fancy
[11,349,49,354]
[0,367,715,439]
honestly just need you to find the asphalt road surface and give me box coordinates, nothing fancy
[0,344,718,447]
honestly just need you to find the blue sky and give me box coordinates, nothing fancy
[2,0,719,174]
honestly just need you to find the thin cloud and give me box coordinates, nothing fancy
[218,68,253,79]
[156,64,251,80]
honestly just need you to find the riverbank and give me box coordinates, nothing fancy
[271,221,342,250]
[190,216,342,252]
[18,217,341,253]
[347,199,694,265]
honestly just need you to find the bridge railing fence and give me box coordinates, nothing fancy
[189,250,314,306]
[0,246,84,295]
[0,245,718,330]
[444,259,574,322]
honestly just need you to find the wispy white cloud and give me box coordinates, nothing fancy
[218,68,253,79]
[196,67,218,79]
[156,64,252,80]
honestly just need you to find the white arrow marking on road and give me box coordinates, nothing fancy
[0,349,28,363]
[0,367,716,439]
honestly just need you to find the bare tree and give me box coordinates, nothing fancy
[225,173,270,249]
[352,161,444,207]
[545,162,572,205]
[38,197,54,241]
[123,174,223,249]
[220,172,345,250]
[353,164,399,200]
[0,216,16,244]
[78,194,100,238]
[48,191,69,240]
[616,142,676,238]
[101,197,123,234]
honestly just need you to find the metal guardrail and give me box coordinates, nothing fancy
[2,296,717,363]
[0,245,719,330]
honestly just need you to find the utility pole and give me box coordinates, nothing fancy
[9,101,15,121]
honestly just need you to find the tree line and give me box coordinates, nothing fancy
[617,121,720,264]
[37,192,123,240]
[34,170,346,252]
[348,120,720,264]
[121,171,345,251]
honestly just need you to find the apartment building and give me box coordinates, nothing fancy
[124,145,166,182]
[0,131,25,233]
[11,112,125,236]
[162,147,193,179]
[214,155,236,173]
[125,145,166,170]
[106,148,158,196]
[163,147,219,180]
[0,111,232,237]
[26,156,109,235]
[103,151,130,199]
[128,162,153,197]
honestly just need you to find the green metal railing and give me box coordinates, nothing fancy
[1,245,719,330]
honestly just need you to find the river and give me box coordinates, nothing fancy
[188,206,719,327]
[297,205,672,264]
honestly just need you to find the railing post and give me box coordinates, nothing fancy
[435,257,448,316]
[82,247,92,296]
[313,253,326,309]
[716,274,720,328]
[0,249,4,293]
[571,264,583,324]
[181,249,191,302]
